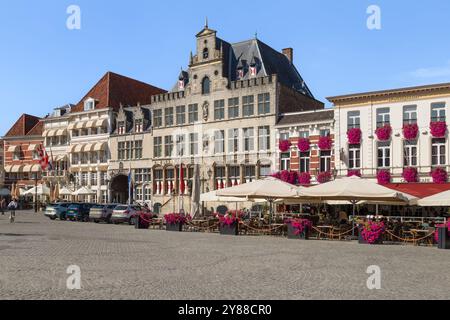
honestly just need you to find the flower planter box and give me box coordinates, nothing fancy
[134,215,150,229]
[287,224,309,240]
[219,222,239,235]
[166,222,183,232]
[437,226,450,250]
[358,228,383,245]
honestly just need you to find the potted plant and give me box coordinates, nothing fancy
[298,172,311,185]
[317,171,332,184]
[403,167,418,183]
[347,169,361,177]
[431,167,448,184]
[377,170,391,185]
[285,218,312,240]
[297,138,311,153]
[164,213,187,232]
[218,211,242,235]
[359,220,385,245]
[318,135,332,150]
[403,123,419,140]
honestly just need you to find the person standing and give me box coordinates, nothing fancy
[8,198,18,223]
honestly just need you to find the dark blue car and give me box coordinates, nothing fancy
[66,203,94,222]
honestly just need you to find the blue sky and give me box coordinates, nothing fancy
[1,0,450,134]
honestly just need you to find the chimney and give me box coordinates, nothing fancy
[282,48,293,64]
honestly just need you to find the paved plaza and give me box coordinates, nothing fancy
[0,211,449,300]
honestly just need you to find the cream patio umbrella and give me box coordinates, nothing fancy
[72,187,96,202]
[59,187,74,201]
[24,184,51,196]
[417,190,450,207]
[216,177,300,223]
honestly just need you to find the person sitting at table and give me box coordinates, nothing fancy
[338,211,349,225]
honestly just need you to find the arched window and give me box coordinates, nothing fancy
[201,76,210,95]
[203,48,209,59]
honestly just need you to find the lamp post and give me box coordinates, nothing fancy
[34,174,38,213]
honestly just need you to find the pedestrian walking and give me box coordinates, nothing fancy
[8,198,18,223]
[0,198,5,215]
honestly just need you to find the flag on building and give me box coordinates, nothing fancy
[37,145,49,171]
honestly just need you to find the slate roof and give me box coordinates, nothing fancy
[276,109,334,126]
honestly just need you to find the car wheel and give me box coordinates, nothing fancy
[94,220,99,223]
[50,217,56,220]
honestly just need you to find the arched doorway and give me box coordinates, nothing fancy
[110,174,129,204]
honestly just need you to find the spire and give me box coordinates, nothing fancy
[205,17,208,29]
[189,51,193,65]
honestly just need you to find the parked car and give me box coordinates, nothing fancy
[66,203,95,222]
[89,204,118,223]
[44,203,70,220]
[111,205,142,225]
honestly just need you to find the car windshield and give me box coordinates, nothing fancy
[68,205,80,209]
[47,204,57,208]
[115,206,128,211]
[92,205,104,209]
[108,205,117,209]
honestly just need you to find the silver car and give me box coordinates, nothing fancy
[89,204,118,223]
[111,205,141,225]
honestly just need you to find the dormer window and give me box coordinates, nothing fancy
[250,65,257,77]
[237,68,244,79]
[84,98,95,111]
[118,121,125,135]
[135,119,143,133]
[178,79,185,90]
[203,48,209,60]
[201,76,210,95]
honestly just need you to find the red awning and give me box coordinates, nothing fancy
[385,183,450,199]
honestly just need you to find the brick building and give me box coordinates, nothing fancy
[2,114,44,192]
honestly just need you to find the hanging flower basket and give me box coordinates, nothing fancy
[347,128,362,145]
[318,136,332,150]
[297,138,311,153]
[403,123,419,140]
[430,121,447,138]
[431,167,448,184]
[347,169,361,177]
[402,167,418,183]
[279,140,292,152]
[375,124,392,141]
[298,172,311,185]
[377,170,391,185]
[272,171,298,185]
[317,172,332,184]
[285,218,312,240]
[271,172,281,180]
[359,221,385,245]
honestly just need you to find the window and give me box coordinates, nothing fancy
[279,132,289,141]
[403,141,417,167]
[202,76,210,95]
[215,166,226,189]
[90,172,97,186]
[164,107,174,126]
[299,152,310,173]
[280,152,290,171]
[135,187,143,201]
[376,108,390,127]
[101,190,108,203]
[118,142,125,160]
[347,111,361,129]
[228,98,239,119]
[135,168,151,183]
[90,151,98,164]
[100,150,108,163]
[153,109,162,128]
[259,164,271,177]
[84,99,94,111]
[320,129,330,137]
[134,140,143,159]
[176,134,185,156]
[144,185,151,201]
[257,93,270,115]
[228,129,239,153]
[243,128,254,152]
[432,138,446,166]
[100,172,107,185]
[203,48,209,59]
[431,102,446,122]
[320,150,332,172]
[176,106,186,125]
[153,137,162,158]
[299,131,309,139]
[214,100,225,120]
[229,166,240,186]
[348,144,361,169]
[188,104,198,123]
[403,105,417,125]
[72,154,79,165]
[258,126,270,151]
[125,141,132,160]
[377,141,391,168]
[244,166,255,183]
[135,119,143,133]
[164,136,173,157]
[190,133,198,156]
[214,130,225,153]
[242,95,254,117]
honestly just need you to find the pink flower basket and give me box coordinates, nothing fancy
[403,123,419,141]
[317,172,332,184]
[279,140,292,152]
[375,124,392,141]
[377,170,391,185]
[431,167,448,184]
[298,172,311,185]
[430,121,447,138]
[318,136,332,150]
[402,167,418,183]
[297,138,311,153]
[434,222,450,243]
[347,128,362,145]
[361,221,385,244]
[272,171,298,185]
[347,170,361,177]
[217,210,243,226]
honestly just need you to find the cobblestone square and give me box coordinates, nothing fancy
[0,211,449,300]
